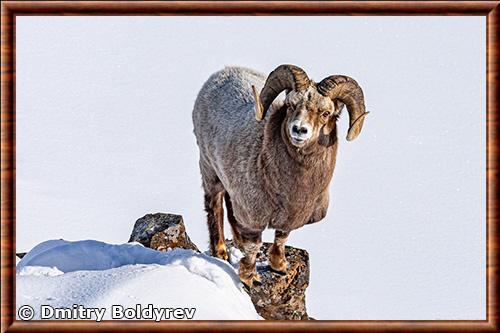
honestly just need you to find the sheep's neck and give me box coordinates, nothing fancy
[259,108,337,201]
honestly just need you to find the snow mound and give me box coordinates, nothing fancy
[18,266,64,277]
[16,240,261,320]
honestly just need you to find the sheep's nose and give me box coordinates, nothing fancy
[292,124,309,136]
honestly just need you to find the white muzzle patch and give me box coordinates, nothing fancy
[289,119,313,147]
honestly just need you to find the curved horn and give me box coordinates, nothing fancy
[253,64,310,121]
[317,75,369,141]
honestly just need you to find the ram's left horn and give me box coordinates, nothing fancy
[252,85,265,122]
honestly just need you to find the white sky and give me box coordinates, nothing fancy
[16,16,486,319]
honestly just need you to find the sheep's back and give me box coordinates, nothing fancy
[192,67,267,178]
[193,67,265,139]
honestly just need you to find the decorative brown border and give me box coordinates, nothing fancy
[1,1,498,332]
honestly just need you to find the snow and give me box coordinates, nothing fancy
[16,16,486,319]
[16,240,261,320]
[18,266,63,277]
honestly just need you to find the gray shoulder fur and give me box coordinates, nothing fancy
[193,66,332,235]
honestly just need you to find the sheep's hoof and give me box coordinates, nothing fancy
[240,275,253,290]
[215,249,229,261]
[214,241,229,261]
[252,279,262,287]
[239,263,261,289]
[240,273,262,290]
[269,266,287,276]
[252,273,262,286]
[268,245,288,274]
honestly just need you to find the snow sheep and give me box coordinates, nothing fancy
[192,64,368,287]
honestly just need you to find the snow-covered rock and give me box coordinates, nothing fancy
[127,212,312,320]
[129,213,199,252]
[16,240,261,320]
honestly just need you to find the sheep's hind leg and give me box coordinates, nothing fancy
[204,190,228,261]
[239,233,262,289]
[224,192,243,250]
[268,230,289,275]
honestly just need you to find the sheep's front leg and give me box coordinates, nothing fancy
[239,233,262,289]
[268,230,289,274]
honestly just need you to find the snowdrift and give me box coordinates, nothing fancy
[16,240,261,320]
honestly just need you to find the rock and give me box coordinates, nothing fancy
[227,240,310,320]
[129,213,311,320]
[128,213,199,252]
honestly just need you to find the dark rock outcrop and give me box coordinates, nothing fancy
[16,252,27,259]
[227,240,310,320]
[129,213,199,252]
[129,213,310,320]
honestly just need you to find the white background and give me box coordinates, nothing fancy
[16,16,486,319]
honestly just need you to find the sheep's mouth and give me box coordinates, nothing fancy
[290,136,307,147]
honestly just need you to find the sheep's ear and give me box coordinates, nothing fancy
[319,115,337,147]
[321,100,343,136]
[252,85,265,121]
[322,115,335,135]
[320,100,343,146]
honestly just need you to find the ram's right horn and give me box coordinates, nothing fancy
[254,64,310,122]
[317,75,368,141]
